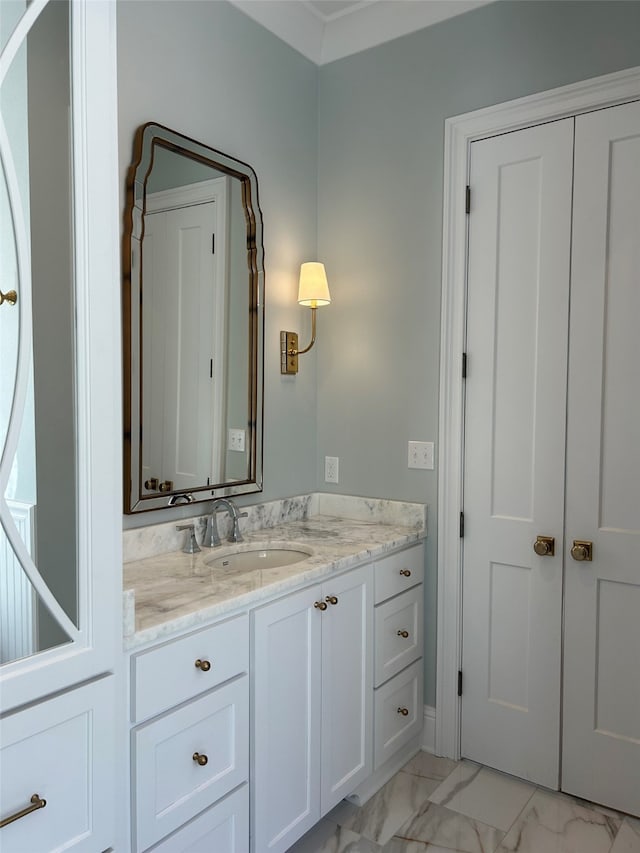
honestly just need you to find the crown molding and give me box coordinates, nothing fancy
[230,0,493,66]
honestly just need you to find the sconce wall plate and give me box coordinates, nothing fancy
[280,331,299,374]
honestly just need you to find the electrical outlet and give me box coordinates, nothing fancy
[228,428,245,452]
[325,456,339,483]
[408,440,434,470]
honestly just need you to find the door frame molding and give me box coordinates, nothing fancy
[436,65,640,759]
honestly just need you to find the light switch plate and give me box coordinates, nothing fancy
[228,428,245,452]
[408,441,434,470]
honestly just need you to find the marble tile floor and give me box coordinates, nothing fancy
[287,753,640,853]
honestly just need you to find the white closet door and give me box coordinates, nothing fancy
[562,100,640,817]
[462,119,574,787]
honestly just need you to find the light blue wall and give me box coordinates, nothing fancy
[316,0,640,705]
[118,1,319,528]
[118,0,640,704]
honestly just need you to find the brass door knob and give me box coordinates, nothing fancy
[195,659,211,672]
[533,536,555,556]
[399,569,412,577]
[314,600,328,611]
[192,752,208,766]
[397,707,409,716]
[325,595,338,605]
[571,540,593,562]
[397,629,409,638]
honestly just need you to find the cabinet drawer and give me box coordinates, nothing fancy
[132,613,248,722]
[133,676,249,852]
[0,677,114,853]
[374,660,423,770]
[374,544,424,604]
[148,784,249,852]
[374,585,423,687]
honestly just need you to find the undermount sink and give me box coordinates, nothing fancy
[205,545,312,573]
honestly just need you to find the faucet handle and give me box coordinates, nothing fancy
[176,524,201,554]
[203,514,221,547]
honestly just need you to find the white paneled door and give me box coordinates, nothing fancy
[562,102,640,816]
[462,100,640,815]
[462,118,574,789]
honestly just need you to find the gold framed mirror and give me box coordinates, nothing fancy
[123,123,264,513]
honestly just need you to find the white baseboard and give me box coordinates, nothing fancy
[422,705,436,753]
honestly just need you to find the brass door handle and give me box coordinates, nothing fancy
[571,540,593,562]
[325,595,338,605]
[0,289,17,307]
[533,536,555,556]
[397,707,409,716]
[314,600,327,611]
[399,569,411,577]
[0,794,46,828]
[192,752,208,766]
[195,658,211,672]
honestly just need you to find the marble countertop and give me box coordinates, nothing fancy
[124,512,426,650]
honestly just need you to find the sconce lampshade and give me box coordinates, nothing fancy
[298,262,331,307]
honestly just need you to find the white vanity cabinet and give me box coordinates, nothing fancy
[372,544,424,770]
[129,614,250,852]
[251,563,373,853]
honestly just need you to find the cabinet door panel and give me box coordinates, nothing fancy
[149,785,248,853]
[0,677,115,853]
[321,564,373,814]
[374,660,423,770]
[251,585,322,853]
[134,676,248,851]
[374,586,423,687]
[374,544,424,604]
[132,613,248,722]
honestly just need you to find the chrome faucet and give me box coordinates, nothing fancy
[203,498,248,546]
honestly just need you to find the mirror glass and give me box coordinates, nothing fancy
[0,0,75,666]
[123,124,264,513]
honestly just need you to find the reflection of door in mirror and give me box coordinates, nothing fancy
[142,176,227,493]
[0,0,75,667]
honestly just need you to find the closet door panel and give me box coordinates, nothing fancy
[563,99,640,818]
[461,118,573,788]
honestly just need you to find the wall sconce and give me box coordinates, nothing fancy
[280,262,331,374]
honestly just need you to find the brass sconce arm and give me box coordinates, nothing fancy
[280,262,330,375]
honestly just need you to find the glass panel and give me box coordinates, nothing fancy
[0,0,76,666]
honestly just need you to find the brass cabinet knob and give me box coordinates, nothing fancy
[571,540,593,562]
[314,600,328,611]
[195,658,211,672]
[192,752,208,766]
[397,707,409,716]
[158,480,174,492]
[144,477,159,491]
[533,536,555,557]
[0,289,17,307]
[399,569,411,577]
[397,630,409,639]
[325,595,338,605]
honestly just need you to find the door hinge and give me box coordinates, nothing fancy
[460,511,465,538]
[210,358,213,379]
[212,233,215,254]
[457,670,463,696]
[465,185,471,215]
[462,352,467,379]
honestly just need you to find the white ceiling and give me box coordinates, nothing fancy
[229,0,494,65]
